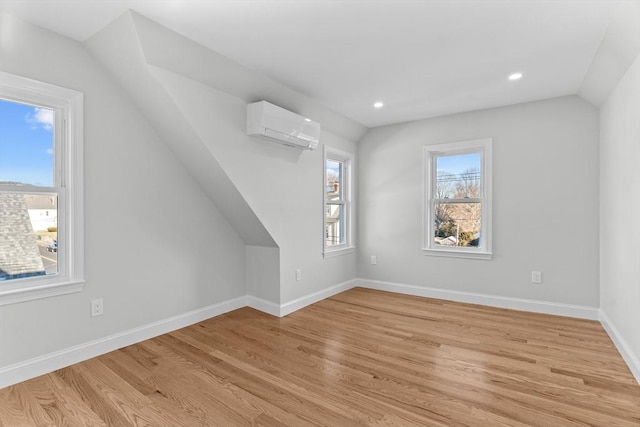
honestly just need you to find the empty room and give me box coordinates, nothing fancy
[0,0,638,425]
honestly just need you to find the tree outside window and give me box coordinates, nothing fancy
[423,139,492,259]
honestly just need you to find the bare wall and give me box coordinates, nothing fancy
[0,14,247,367]
[600,54,640,363]
[358,96,600,307]
[154,68,358,304]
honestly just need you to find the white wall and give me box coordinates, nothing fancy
[154,68,358,304]
[0,14,247,367]
[247,246,280,303]
[84,11,362,307]
[358,96,600,307]
[3,7,632,387]
[85,12,276,249]
[599,54,640,367]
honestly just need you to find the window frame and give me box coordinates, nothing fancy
[323,146,355,258]
[422,138,492,260]
[0,72,84,305]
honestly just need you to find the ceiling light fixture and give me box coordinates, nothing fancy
[373,101,384,108]
[509,72,523,81]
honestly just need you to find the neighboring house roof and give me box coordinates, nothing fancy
[0,194,46,280]
[25,194,57,210]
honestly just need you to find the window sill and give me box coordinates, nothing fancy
[323,246,355,259]
[0,279,85,306]
[422,248,492,260]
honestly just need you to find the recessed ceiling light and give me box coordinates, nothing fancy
[509,72,523,81]
[373,101,384,108]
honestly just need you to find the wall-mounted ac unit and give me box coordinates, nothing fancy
[246,101,320,150]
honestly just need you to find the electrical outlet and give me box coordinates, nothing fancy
[296,269,302,281]
[371,256,377,265]
[91,298,104,317]
[531,271,542,284]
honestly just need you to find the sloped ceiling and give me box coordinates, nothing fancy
[85,12,278,247]
[578,1,640,106]
[0,0,635,127]
[85,10,366,248]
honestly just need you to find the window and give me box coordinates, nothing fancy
[324,147,354,257]
[423,138,492,259]
[0,72,84,305]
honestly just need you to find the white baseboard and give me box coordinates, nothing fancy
[5,278,633,390]
[279,279,358,317]
[247,279,358,317]
[599,309,640,384]
[246,295,281,317]
[0,296,247,389]
[357,279,600,320]
[358,279,638,384]
[0,279,358,389]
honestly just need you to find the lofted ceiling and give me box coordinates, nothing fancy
[0,0,631,127]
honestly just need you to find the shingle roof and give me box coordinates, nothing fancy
[0,194,46,280]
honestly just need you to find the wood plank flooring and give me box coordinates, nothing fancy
[1,288,638,426]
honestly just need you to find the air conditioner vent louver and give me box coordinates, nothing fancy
[246,101,320,150]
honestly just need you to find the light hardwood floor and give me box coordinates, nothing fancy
[1,288,638,426]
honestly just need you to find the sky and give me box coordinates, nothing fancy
[0,99,55,187]
[436,152,481,176]
[0,98,477,189]
[326,159,341,181]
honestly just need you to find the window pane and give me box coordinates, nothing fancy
[325,203,345,246]
[0,193,58,281]
[326,159,343,200]
[0,99,55,187]
[434,202,481,247]
[436,153,481,199]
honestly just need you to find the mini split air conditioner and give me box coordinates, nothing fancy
[246,101,320,150]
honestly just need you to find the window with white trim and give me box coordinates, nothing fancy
[0,72,84,305]
[323,147,354,257]
[423,138,492,259]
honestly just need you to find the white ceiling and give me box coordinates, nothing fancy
[0,0,626,127]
